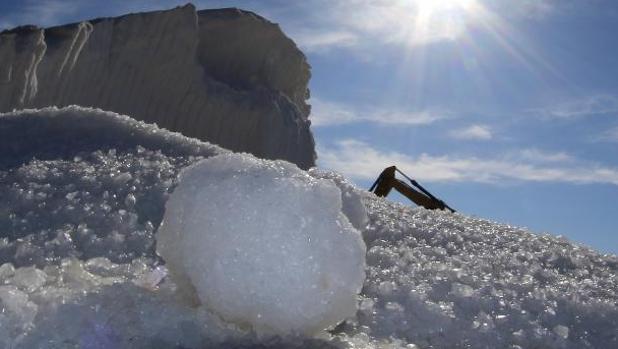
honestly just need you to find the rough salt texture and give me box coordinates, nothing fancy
[0,106,222,269]
[0,5,315,169]
[156,154,366,336]
[1,107,617,348]
[346,198,618,349]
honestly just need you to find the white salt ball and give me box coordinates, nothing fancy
[156,154,366,336]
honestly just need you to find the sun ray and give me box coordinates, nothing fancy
[387,0,569,108]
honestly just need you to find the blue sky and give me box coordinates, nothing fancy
[1,0,617,254]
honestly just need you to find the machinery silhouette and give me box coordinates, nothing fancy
[369,166,456,213]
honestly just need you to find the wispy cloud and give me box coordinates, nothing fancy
[293,30,359,52]
[487,0,556,20]
[597,126,618,143]
[518,148,574,162]
[516,0,556,18]
[318,139,618,185]
[449,124,493,141]
[494,0,598,20]
[310,98,447,127]
[533,95,618,119]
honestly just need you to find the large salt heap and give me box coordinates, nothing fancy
[1,106,616,348]
[0,4,315,169]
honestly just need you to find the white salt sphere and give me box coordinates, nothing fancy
[156,154,366,336]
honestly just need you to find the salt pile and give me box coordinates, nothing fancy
[0,5,315,169]
[0,106,617,348]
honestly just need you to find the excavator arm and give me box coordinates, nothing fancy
[369,166,456,213]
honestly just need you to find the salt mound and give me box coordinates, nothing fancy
[0,5,316,168]
[156,154,367,336]
[1,107,616,348]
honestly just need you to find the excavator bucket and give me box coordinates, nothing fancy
[369,166,456,213]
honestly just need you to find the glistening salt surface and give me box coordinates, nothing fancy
[1,107,617,348]
[156,154,366,336]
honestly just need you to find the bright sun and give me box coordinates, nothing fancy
[415,0,478,18]
[407,0,483,44]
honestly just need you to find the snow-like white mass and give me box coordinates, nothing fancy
[156,154,367,336]
[0,106,617,348]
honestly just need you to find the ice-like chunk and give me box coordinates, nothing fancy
[0,263,15,280]
[0,285,38,340]
[156,154,367,336]
[0,260,240,349]
[553,325,569,339]
[309,168,369,230]
[11,267,47,292]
